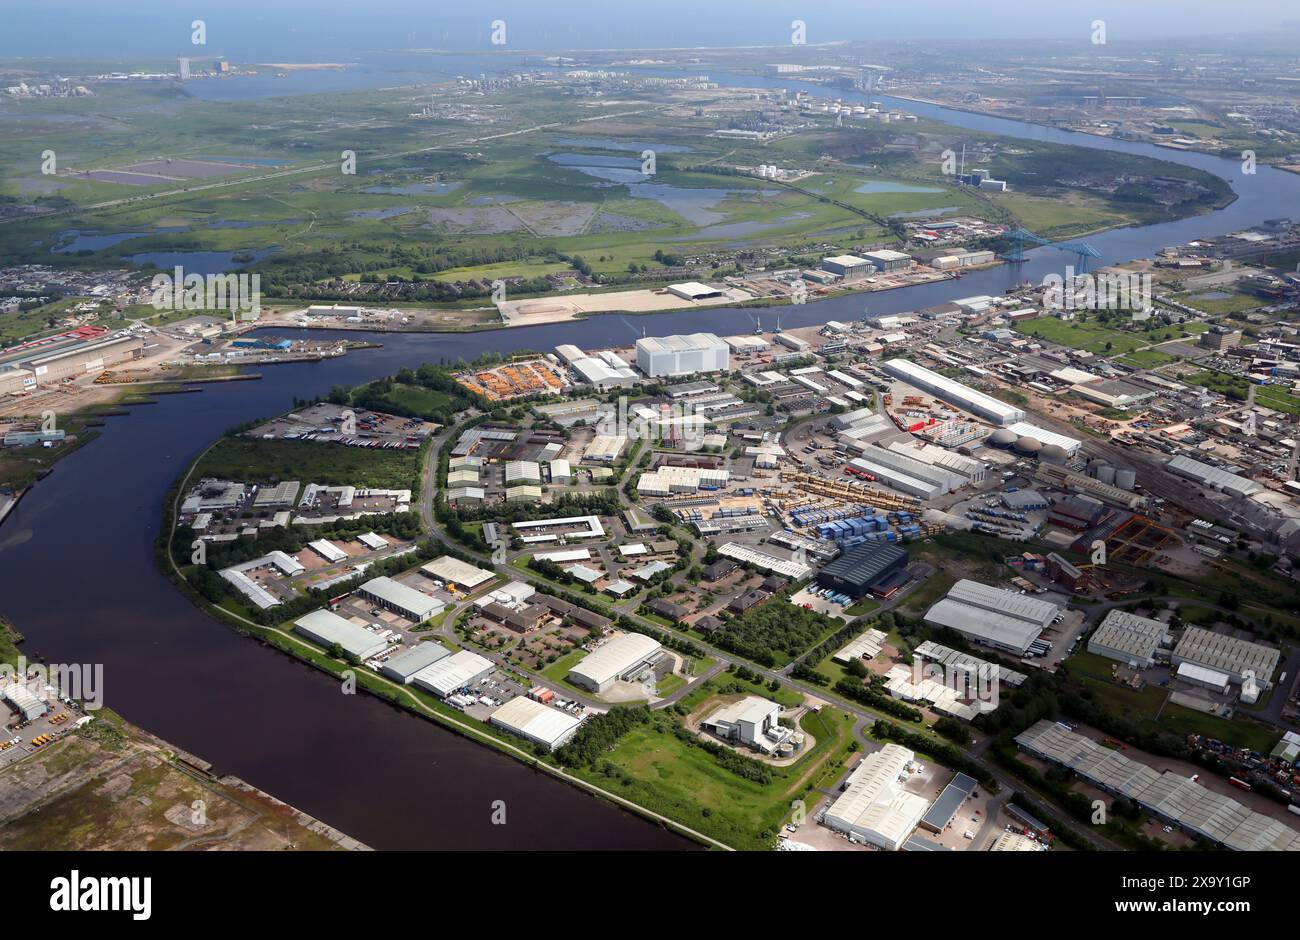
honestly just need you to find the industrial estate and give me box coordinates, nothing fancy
[148,270,1300,854]
[2,4,1300,882]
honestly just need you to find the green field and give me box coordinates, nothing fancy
[360,382,457,418]
[0,70,1240,318]
[679,671,805,711]
[538,648,591,696]
[1067,651,1280,752]
[1170,289,1265,316]
[656,674,686,696]
[844,597,880,616]
[572,704,856,850]
[1014,315,1205,356]
[1113,348,1180,368]
[896,570,956,615]
[428,260,571,283]
[987,191,1125,238]
[1184,371,1300,417]
[810,650,856,689]
[193,436,420,490]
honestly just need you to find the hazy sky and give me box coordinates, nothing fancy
[3,0,1296,58]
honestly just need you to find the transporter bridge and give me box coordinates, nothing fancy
[1002,227,1104,273]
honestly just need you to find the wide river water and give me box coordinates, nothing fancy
[3,68,1299,850]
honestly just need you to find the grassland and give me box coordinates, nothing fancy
[844,597,880,616]
[987,191,1125,238]
[538,648,595,697]
[1013,314,1207,356]
[0,72,1239,309]
[571,700,857,850]
[1184,371,1300,416]
[1170,289,1265,316]
[1066,650,1279,752]
[359,382,457,418]
[192,436,420,490]
[679,670,806,711]
[1113,347,1180,369]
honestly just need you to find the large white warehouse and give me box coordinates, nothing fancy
[380,642,452,682]
[863,444,965,494]
[357,576,445,623]
[882,358,1025,425]
[1166,455,1263,499]
[568,632,664,693]
[823,743,930,850]
[294,609,390,660]
[489,696,583,750]
[848,455,942,500]
[412,649,494,698]
[886,441,987,484]
[635,333,729,377]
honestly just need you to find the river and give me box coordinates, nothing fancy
[2,67,1298,851]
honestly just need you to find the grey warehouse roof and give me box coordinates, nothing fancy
[1166,455,1262,497]
[1017,721,1300,851]
[923,579,1059,653]
[1172,626,1280,683]
[819,541,908,589]
[380,642,451,681]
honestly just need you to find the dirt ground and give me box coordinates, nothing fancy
[496,284,756,323]
[0,332,186,420]
[0,717,364,851]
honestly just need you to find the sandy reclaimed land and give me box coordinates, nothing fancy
[260,305,499,332]
[497,285,755,324]
[0,333,191,420]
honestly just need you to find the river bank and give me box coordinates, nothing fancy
[155,433,725,848]
[4,78,1299,851]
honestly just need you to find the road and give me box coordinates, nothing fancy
[163,442,735,850]
[412,423,1119,848]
